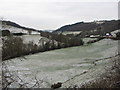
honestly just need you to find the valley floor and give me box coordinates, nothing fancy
[1,38,119,88]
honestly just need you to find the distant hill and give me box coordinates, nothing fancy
[0,20,41,35]
[54,20,119,37]
[1,20,119,37]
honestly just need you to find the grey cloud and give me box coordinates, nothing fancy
[0,1,118,30]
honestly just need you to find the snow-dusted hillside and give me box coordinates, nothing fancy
[2,39,118,88]
[111,29,119,37]
[0,20,40,35]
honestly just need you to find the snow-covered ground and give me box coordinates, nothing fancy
[20,35,42,45]
[111,29,119,37]
[62,31,82,35]
[2,39,118,88]
[82,38,97,44]
[0,23,40,35]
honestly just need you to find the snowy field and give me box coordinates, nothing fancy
[20,35,42,45]
[2,39,118,88]
[62,31,82,35]
[0,23,40,35]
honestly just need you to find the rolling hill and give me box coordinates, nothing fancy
[0,20,41,35]
[54,20,119,37]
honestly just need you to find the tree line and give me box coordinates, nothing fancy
[2,31,84,60]
[40,32,84,47]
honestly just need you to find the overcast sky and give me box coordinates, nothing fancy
[0,0,119,30]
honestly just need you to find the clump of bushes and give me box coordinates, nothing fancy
[51,82,62,89]
[41,32,84,47]
[2,36,39,60]
[116,32,120,38]
[2,31,84,60]
[2,36,58,60]
[2,30,11,36]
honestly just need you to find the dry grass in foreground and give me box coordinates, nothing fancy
[80,55,120,88]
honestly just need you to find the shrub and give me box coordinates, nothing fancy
[2,36,39,60]
[2,36,26,60]
[116,32,120,38]
[41,32,84,47]
[2,30,11,36]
